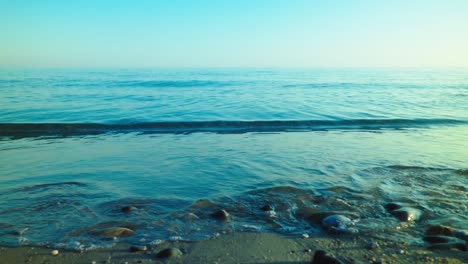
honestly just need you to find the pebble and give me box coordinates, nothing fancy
[129,245,147,253]
[51,249,59,256]
[428,242,467,251]
[121,206,137,213]
[365,241,379,250]
[321,214,357,233]
[96,227,134,237]
[423,235,452,244]
[384,203,402,212]
[302,233,309,239]
[156,248,183,258]
[390,207,422,222]
[211,209,230,221]
[426,225,454,236]
[311,250,344,264]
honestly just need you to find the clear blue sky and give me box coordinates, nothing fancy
[1,0,468,68]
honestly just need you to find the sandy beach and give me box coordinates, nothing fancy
[1,232,466,264]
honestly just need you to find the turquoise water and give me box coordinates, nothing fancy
[0,68,467,250]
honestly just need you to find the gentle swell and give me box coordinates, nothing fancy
[0,119,466,138]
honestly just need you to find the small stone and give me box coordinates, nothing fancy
[396,249,405,254]
[423,236,452,244]
[302,233,309,239]
[121,206,137,213]
[311,250,344,264]
[96,227,134,237]
[211,209,230,221]
[51,249,59,256]
[426,225,454,236]
[390,207,422,222]
[129,245,147,252]
[428,242,467,251]
[384,203,402,212]
[365,241,379,250]
[305,248,312,253]
[156,248,183,258]
[260,205,272,211]
[321,215,357,233]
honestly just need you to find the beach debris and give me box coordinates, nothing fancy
[211,209,230,221]
[321,214,357,233]
[155,247,183,258]
[390,207,422,222]
[129,245,147,253]
[311,250,343,264]
[51,249,59,256]
[121,206,137,213]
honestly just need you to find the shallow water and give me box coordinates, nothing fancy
[0,68,467,250]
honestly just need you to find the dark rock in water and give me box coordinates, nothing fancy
[426,225,468,241]
[390,207,422,221]
[129,245,147,252]
[428,242,467,251]
[121,206,137,213]
[95,227,134,237]
[321,215,357,234]
[185,212,199,221]
[453,229,468,241]
[156,248,183,258]
[211,209,230,221]
[311,250,344,264]
[384,202,402,212]
[260,204,272,211]
[296,208,359,225]
[423,235,453,244]
[426,225,454,236]
[11,228,28,236]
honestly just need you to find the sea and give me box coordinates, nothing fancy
[0,68,467,250]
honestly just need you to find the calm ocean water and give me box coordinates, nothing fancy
[0,68,467,250]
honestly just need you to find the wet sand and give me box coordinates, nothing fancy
[1,232,466,264]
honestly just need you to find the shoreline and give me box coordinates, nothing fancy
[1,232,466,264]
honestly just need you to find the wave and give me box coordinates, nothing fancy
[0,118,466,138]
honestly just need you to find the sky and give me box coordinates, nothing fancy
[1,0,468,68]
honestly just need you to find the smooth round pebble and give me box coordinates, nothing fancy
[129,245,147,252]
[156,248,183,258]
[51,249,59,256]
[322,214,357,233]
[302,233,309,239]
